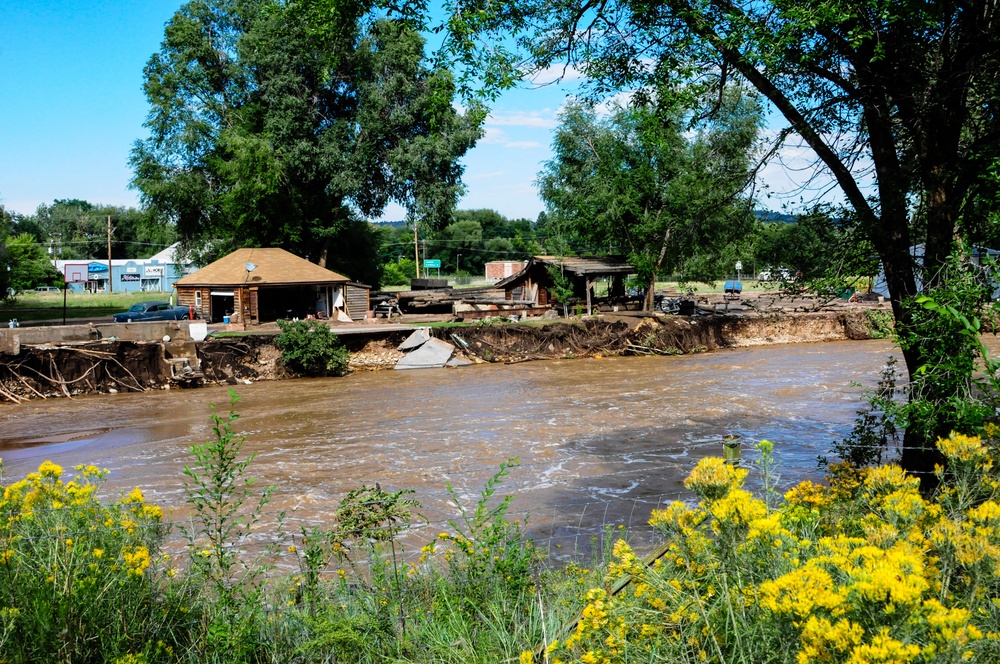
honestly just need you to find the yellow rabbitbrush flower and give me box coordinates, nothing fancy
[966,500,1000,526]
[607,539,642,580]
[785,480,831,509]
[649,500,706,534]
[707,488,767,527]
[553,445,1000,664]
[938,432,990,464]
[874,488,932,529]
[928,516,999,567]
[685,457,748,501]
[797,616,864,664]
[921,598,982,648]
[37,461,63,479]
[744,512,795,549]
[828,462,868,501]
[845,541,928,609]
[759,564,846,618]
[862,465,920,502]
[845,628,920,664]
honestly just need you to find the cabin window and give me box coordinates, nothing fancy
[195,291,202,307]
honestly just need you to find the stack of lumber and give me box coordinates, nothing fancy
[397,287,507,313]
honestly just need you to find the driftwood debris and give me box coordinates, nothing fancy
[397,287,513,313]
[0,340,167,402]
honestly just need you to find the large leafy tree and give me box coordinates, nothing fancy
[0,204,10,298]
[4,234,60,293]
[132,0,483,279]
[434,0,1000,479]
[538,95,760,309]
[28,200,175,260]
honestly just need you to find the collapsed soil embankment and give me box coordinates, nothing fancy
[444,309,879,363]
[0,309,883,402]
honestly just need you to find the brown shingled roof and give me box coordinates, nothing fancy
[175,248,349,287]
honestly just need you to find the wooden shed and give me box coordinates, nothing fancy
[174,248,363,325]
[496,256,635,315]
[344,282,371,320]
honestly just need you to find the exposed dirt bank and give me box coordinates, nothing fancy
[445,309,880,364]
[0,309,884,402]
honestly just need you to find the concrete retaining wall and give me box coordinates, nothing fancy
[1,321,198,354]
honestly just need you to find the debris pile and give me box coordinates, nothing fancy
[394,329,474,370]
[347,339,406,371]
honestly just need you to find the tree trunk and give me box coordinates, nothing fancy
[644,218,670,312]
[317,237,332,269]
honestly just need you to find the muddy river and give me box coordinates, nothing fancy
[0,339,897,558]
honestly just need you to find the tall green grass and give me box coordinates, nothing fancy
[1,291,158,322]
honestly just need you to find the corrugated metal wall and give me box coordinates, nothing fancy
[345,284,369,319]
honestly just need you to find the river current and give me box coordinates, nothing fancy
[0,339,897,556]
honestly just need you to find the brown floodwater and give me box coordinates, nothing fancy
[0,339,898,559]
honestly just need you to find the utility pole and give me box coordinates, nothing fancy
[107,215,113,293]
[414,222,420,278]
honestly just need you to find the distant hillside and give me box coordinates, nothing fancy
[371,220,407,228]
[754,210,796,223]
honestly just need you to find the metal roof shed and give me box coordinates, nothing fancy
[496,256,635,315]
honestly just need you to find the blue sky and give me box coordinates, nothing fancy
[1,1,836,223]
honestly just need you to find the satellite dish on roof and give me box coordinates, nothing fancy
[244,261,258,273]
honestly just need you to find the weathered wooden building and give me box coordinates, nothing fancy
[174,248,369,324]
[496,256,635,314]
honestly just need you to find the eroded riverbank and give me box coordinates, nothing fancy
[0,308,885,402]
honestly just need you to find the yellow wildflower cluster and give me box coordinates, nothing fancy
[684,457,748,500]
[121,545,151,577]
[0,460,166,645]
[785,480,831,509]
[548,433,1000,663]
[938,432,990,465]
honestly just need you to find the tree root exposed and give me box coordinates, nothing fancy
[0,340,167,403]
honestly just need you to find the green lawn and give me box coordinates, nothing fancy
[1,291,168,323]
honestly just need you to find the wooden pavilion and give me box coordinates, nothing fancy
[496,256,635,314]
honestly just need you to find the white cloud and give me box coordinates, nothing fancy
[486,110,558,129]
[480,127,509,144]
[753,129,876,209]
[593,90,637,117]
[479,126,547,150]
[525,63,586,86]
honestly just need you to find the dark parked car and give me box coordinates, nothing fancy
[113,301,191,322]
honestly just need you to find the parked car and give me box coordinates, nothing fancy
[34,286,60,293]
[113,301,191,322]
[756,267,792,282]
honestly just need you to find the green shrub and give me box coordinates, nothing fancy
[381,258,415,287]
[864,308,894,339]
[274,319,350,377]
